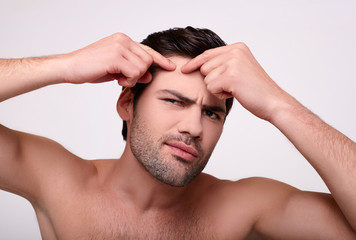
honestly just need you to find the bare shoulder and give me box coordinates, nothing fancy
[206,176,297,202]
[214,176,298,218]
[18,132,99,205]
[0,125,98,202]
[196,176,353,239]
[194,175,300,239]
[209,177,356,239]
[235,176,296,189]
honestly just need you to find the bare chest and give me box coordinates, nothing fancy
[35,178,256,240]
[82,206,206,240]
[36,194,216,240]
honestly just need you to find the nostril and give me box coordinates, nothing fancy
[181,133,193,145]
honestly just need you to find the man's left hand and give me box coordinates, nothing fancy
[181,43,293,122]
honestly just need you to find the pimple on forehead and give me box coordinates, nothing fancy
[167,56,196,75]
[168,56,190,67]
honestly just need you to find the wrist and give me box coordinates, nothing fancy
[39,54,69,85]
[0,56,69,102]
[268,94,306,129]
[19,55,69,86]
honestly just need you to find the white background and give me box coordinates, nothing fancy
[0,0,355,238]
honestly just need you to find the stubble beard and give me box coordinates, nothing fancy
[129,112,212,187]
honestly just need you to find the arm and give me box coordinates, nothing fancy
[0,32,175,201]
[182,43,356,238]
[0,56,63,102]
[0,33,175,102]
[270,90,356,230]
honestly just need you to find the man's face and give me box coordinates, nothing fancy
[128,56,226,187]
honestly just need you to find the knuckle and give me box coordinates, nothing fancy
[131,68,141,77]
[112,42,124,53]
[206,83,216,93]
[112,32,129,41]
[138,59,150,71]
[111,33,133,50]
[138,66,147,76]
[143,53,154,65]
[229,45,244,56]
[235,41,247,48]
[200,64,209,75]
[124,69,139,80]
[234,42,250,54]
[202,49,213,59]
[230,47,240,55]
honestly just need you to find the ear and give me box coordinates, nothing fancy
[117,88,134,121]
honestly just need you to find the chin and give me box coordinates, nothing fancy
[154,171,201,188]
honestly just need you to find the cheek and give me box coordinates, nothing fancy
[202,123,223,149]
[135,101,179,133]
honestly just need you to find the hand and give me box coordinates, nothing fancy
[62,33,176,87]
[181,43,292,121]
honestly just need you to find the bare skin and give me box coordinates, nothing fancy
[1,33,356,239]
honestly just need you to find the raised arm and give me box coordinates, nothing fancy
[182,43,356,238]
[0,33,175,202]
[0,33,175,102]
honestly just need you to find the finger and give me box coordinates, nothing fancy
[199,54,226,76]
[139,43,176,71]
[181,55,206,74]
[203,65,226,85]
[203,66,234,99]
[206,78,234,100]
[180,48,220,73]
[123,49,150,79]
[137,71,152,84]
[130,42,154,67]
[117,76,130,87]
[117,71,151,87]
[119,58,144,87]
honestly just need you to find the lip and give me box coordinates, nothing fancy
[165,141,199,161]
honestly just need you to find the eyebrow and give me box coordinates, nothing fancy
[157,89,226,115]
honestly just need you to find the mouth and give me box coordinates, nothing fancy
[164,141,199,162]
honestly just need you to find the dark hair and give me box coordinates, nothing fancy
[122,26,233,140]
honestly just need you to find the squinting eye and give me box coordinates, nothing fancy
[204,110,219,120]
[164,99,183,106]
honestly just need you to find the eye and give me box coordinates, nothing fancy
[163,98,183,106]
[203,110,220,120]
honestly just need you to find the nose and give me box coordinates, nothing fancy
[177,107,203,139]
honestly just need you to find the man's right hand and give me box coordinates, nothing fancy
[0,33,175,102]
[62,33,176,87]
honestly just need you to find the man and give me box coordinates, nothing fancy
[0,26,355,239]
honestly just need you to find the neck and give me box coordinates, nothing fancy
[106,144,192,211]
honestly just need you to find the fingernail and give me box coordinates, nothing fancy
[125,79,134,87]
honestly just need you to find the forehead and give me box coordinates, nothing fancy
[143,56,225,108]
